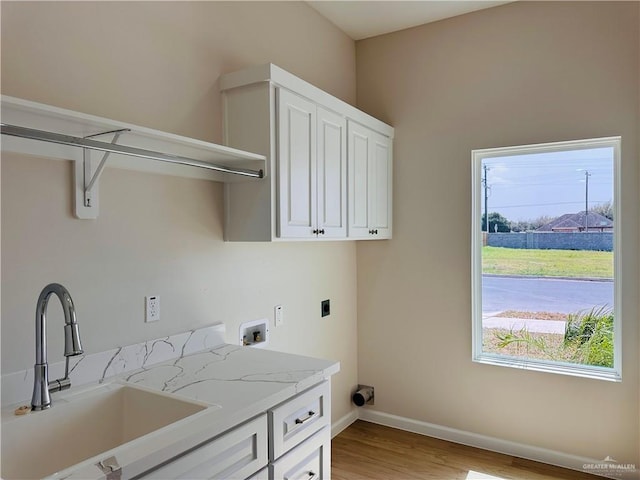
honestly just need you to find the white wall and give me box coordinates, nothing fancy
[355,1,639,465]
[0,1,358,424]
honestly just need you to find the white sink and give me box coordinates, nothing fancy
[1,383,209,479]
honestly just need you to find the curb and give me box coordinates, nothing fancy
[482,274,613,283]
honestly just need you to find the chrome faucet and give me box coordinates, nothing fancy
[31,283,84,411]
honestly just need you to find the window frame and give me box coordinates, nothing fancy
[471,136,622,381]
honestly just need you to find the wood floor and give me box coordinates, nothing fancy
[332,421,600,480]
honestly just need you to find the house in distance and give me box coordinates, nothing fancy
[537,211,613,233]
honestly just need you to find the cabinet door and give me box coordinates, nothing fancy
[369,130,392,239]
[347,121,371,239]
[316,107,347,238]
[277,88,317,238]
[347,121,392,240]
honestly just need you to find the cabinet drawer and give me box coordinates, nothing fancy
[269,381,330,460]
[140,414,267,479]
[247,467,269,480]
[270,426,330,480]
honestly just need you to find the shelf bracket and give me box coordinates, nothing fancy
[0,121,265,219]
[82,129,129,210]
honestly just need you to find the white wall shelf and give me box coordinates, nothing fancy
[1,95,266,219]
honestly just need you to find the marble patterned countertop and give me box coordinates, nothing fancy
[1,324,339,480]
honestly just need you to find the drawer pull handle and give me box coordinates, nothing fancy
[295,410,316,424]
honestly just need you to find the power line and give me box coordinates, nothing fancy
[491,181,611,187]
[490,199,611,209]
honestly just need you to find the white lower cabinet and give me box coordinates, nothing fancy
[139,414,268,479]
[136,381,332,480]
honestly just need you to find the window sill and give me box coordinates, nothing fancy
[473,353,622,382]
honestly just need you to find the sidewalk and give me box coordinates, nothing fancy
[482,312,566,334]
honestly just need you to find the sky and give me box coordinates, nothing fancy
[482,147,614,222]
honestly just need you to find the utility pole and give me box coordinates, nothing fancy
[584,170,591,232]
[483,164,489,233]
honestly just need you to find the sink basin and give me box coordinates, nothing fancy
[1,383,208,479]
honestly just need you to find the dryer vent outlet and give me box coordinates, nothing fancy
[353,385,374,406]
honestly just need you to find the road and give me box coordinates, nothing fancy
[482,275,614,314]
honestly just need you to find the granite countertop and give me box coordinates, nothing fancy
[3,337,339,480]
[121,342,340,437]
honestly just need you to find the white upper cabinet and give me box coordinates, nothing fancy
[220,64,392,242]
[348,121,392,239]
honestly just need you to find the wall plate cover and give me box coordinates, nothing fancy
[275,305,284,327]
[145,295,160,322]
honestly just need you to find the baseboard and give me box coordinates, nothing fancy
[358,409,605,476]
[331,410,359,438]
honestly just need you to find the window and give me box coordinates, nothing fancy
[471,137,621,381]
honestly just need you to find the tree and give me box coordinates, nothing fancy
[509,220,528,233]
[590,201,613,221]
[481,212,511,232]
[510,215,557,232]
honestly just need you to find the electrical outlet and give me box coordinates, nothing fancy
[274,305,284,327]
[321,299,330,317]
[145,295,160,322]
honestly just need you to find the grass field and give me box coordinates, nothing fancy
[482,246,613,279]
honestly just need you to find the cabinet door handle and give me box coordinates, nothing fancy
[318,229,325,235]
[306,472,318,480]
[295,410,316,424]
[312,229,318,234]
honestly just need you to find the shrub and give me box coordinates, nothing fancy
[564,306,613,367]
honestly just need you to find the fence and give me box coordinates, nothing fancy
[487,232,613,251]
